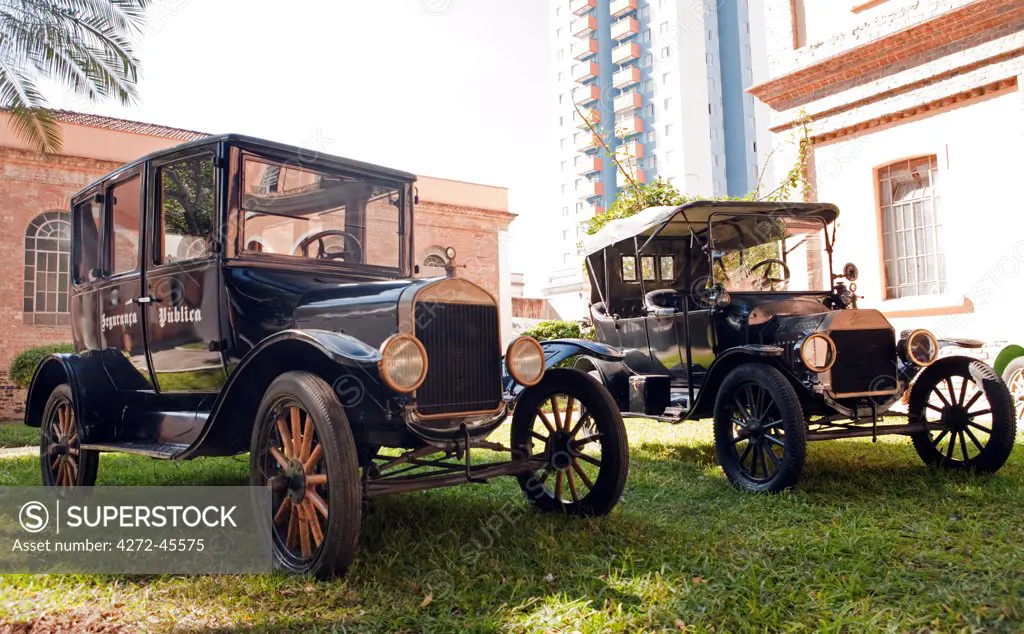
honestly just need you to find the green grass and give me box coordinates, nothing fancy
[1,421,1024,632]
[0,421,38,449]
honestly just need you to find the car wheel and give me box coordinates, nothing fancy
[511,368,629,516]
[40,384,98,488]
[1001,357,1024,423]
[909,358,1015,473]
[713,364,806,493]
[250,371,362,579]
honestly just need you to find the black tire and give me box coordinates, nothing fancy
[713,364,806,493]
[249,371,362,579]
[909,358,1015,473]
[511,368,628,516]
[1001,356,1024,423]
[40,384,98,488]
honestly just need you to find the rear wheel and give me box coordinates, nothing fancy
[1001,357,1024,423]
[910,358,1015,472]
[250,372,362,579]
[511,369,628,516]
[40,384,98,488]
[713,364,806,493]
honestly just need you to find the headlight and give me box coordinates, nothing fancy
[506,336,546,386]
[800,333,837,372]
[379,334,428,393]
[904,329,938,367]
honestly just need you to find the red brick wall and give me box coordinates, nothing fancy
[0,148,120,418]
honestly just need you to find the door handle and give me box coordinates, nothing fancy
[126,296,163,305]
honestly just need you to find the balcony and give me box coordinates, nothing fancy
[571,15,597,38]
[573,61,599,83]
[575,132,601,152]
[611,42,640,66]
[572,84,600,106]
[610,0,638,18]
[581,203,604,217]
[616,141,645,160]
[610,17,638,41]
[617,168,647,188]
[572,37,599,60]
[579,180,604,200]
[578,156,602,175]
[612,66,641,88]
[575,108,600,130]
[614,91,643,113]
[615,116,644,138]
[570,0,596,16]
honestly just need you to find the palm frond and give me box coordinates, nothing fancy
[0,58,61,152]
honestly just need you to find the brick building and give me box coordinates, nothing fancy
[0,111,514,418]
[751,0,1024,360]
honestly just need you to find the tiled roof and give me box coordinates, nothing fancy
[49,110,210,141]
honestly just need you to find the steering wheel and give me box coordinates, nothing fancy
[748,258,791,291]
[293,230,363,262]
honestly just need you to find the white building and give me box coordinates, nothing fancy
[543,0,770,319]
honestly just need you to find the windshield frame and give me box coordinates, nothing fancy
[229,148,413,278]
[705,211,835,294]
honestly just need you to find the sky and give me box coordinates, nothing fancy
[46,0,557,291]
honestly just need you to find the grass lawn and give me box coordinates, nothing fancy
[0,421,1023,632]
[0,421,37,449]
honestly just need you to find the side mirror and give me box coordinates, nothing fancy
[843,262,859,282]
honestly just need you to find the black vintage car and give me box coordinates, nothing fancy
[576,201,1015,492]
[23,135,629,578]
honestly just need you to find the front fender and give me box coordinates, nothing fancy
[180,329,386,458]
[503,339,624,394]
[994,344,1024,376]
[686,345,786,419]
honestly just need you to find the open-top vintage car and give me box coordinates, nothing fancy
[576,201,1016,492]
[22,135,629,578]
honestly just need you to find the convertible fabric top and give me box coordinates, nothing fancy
[582,200,840,255]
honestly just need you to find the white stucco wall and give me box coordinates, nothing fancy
[812,89,1024,344]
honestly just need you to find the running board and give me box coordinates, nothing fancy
[79,442,190,460]
[622,411,687,423]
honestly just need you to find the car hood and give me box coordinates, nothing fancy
[293,277,442,348]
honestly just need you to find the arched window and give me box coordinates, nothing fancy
[421,246,450,271]
[24,211,72,325]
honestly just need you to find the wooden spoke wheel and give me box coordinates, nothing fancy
[714,364,806,493]
[1001,358,1024,423]
[511,369,628,516]
[910,359,1015,472]
[40,384,97,488]
[250,372,361,579]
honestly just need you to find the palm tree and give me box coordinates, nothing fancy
[0,0,149,153]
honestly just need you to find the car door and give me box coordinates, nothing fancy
[96,168,154,391]
[142,146,227,393]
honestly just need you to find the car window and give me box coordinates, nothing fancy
[109,176,141,275]
[659,256,674,280]
[641,256,657,281]
[156,153,216,264]
[621,255,638,282]
[73,199,101,283]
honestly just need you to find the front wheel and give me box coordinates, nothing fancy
[250,372,362,579]
[511,369,628,516]
[910,358,1015,473]
[1001,357,1024,423]
[40,384,98,488]
[713,364,807,493]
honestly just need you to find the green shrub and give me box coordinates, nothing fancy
[522,320,591,342]
[8,344,74,388]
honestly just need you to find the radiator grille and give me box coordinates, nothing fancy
[829,329,898,395]
[414,302,502,416]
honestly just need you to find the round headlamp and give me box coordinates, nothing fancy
[800,333,837,373]
[378,334,428,393]
[905,329,938,367]
[506,336,546,387]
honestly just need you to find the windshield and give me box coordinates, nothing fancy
[239,155,403,268]
[707,213,831,292]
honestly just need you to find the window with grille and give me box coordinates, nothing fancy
[879,156,945,299]
[24,211,71,325]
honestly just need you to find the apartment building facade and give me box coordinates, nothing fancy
[750,0,1024,361]
[543,0,770,318]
